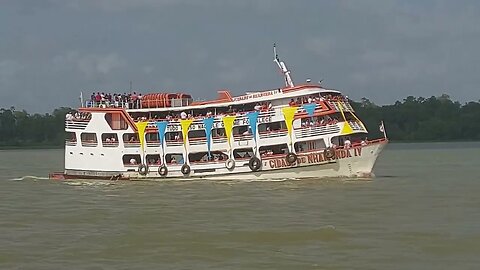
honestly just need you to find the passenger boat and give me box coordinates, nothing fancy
[49,45,388,181]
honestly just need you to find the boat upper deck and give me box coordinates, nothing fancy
[81,84,342,114]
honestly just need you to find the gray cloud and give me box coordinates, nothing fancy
[1,0,479,112]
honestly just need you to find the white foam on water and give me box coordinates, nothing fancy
[8,176,49,181]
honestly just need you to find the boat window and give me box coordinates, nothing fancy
[65,131,77,145]
[122,154,141,166]
[145,132,159,142]
[331,135,366,148]
[233,148,254,159]
[146,154,161,165]
[165,153,184,164]
[105,113,128,130]
[294,139,326,153]
[233,126,250,136]
[123,133,139,143]
[188,130,206,140]
[165,131,182,141]
[259,144,288,157]
[212,128,226,138]
[258,121,287,133]
[80,132,98,147]
[101,133,119,147]
[189,151,228,163]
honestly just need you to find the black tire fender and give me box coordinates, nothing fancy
[248,157,262,172]
[158,165,168,177]
[181,164,191,175]
[323,147,336,160]
[225,159,235,170]
[138,164,148,175]
[285,152,298,165]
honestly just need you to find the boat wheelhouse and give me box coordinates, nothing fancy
[50,45,387,180]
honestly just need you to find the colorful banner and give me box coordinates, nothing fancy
[247,111,259,141]
[180,119,193,144]
[303,103,317,116]
[337,102,354,135]
[281,106,297,136]
[222,115,236,147]
[282,106,297,151]
[156,121,168,145]
[203,117,214,157]
[135,121,149,151]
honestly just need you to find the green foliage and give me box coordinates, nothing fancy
[351,95,480,141]
[0,107,72,148]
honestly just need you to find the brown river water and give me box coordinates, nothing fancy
[1,142,480,269]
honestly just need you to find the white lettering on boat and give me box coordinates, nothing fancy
[232,89,282,102]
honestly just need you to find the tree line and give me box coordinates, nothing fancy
[351,94,480,141]
[0,95,479,148]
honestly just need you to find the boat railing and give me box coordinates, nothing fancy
[65,120,89,130]
[346,120,365,131]
[81,141,98,147]
[259,129,288,139]
[326,100,354,112]
[294,124,341,138]
[102,141,119,147]
[124,141,141,148]
[85,100,135,109]
[188,137,207,145]
[233,133,253,141]
[146,141,161,147]
[65,139,77,146]
[212,136,228,144]
[189,160,229,165]
[165,139,183,147]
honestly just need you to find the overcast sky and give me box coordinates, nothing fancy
[1,0,479,112]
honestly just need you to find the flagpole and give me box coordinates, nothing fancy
[381,121,387,139]
[80,92,84,107]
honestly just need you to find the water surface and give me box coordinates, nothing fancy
[1,143,480,269]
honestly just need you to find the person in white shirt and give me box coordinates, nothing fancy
[180,111,187,119]
[130,158,137,165]
[344,139,352,149]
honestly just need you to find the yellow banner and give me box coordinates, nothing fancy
[337,102,354,135]
[180,119,193,144]
[281,106,297,136]
[135,121,149,151]
[341,122,354,135]
[222,115,236,146]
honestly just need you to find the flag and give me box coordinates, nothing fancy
[202,117,214,158]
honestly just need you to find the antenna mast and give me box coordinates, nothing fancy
[273,43,294,88]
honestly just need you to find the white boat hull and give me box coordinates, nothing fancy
[59,140,386,181]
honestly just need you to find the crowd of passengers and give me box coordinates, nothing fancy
[288,94,347,106]
[65,111,92,121]
[301,115,340,127]
[129,92,348,123]
[88,92,143,109]
[131,101,274,122]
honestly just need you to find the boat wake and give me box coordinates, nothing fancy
[8,175,50,181]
